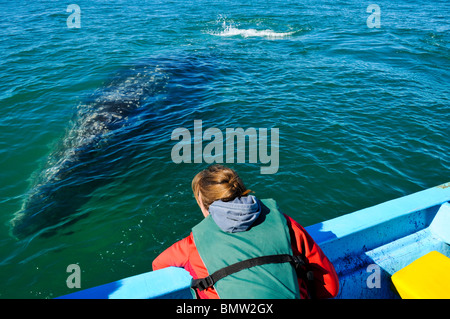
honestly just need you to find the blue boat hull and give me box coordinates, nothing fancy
[58,182,450,299]
[313,182,450,298]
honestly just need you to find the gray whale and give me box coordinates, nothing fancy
[10,55,215,239]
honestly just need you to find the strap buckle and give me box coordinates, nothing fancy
[291,254,306,269]
[191,275,214,291]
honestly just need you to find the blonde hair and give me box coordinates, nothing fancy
[192,165,251,210]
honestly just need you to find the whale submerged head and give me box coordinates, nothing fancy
[10,161,100,239]
[11,189,62,239]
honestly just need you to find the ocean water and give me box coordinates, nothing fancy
[0,0,448,298]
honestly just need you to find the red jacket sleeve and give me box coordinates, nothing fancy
[152,233,218,299]
[152,234,193,271]
[284,214,339,299]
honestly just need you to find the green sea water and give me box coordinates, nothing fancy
[0,0,448,298]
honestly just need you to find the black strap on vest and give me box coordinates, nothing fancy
[190,253,315,298]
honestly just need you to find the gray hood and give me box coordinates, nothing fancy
[208,195,261,233]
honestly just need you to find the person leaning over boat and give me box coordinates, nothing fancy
[152,164,339,299]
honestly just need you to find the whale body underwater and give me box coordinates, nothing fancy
[10,55,215,239]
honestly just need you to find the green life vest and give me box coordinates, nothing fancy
[191,198,300,299]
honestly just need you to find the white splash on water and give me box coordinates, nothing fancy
[207,18,296,39]
[215,26,295,39]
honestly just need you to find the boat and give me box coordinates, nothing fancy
[58,182,450,299]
